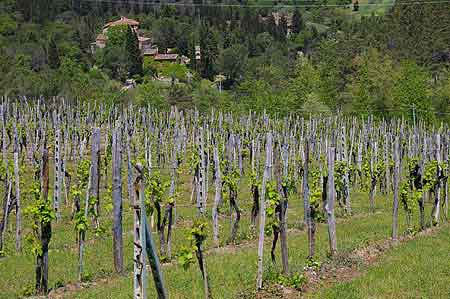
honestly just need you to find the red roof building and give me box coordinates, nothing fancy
[103,16,140,31]
[92,16,190,66]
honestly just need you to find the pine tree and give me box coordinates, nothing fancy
[48,38,60,69]
[291,8,304,34]
[125,25,143,78]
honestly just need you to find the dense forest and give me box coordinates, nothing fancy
[1,0,450,122]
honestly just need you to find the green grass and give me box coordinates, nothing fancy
[311,223,450,299]
[357,0,395,16]
[0,182,395,299]
[0,159,444,299]
[65,208,400,299]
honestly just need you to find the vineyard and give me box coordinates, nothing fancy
[0,99,449,299]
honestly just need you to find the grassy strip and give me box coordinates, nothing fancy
[311,223,450,299]
[56,195,409,299]
[1,187,424,299]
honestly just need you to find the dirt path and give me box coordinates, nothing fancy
[300,225,443,297]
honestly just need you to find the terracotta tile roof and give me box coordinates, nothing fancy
[104,16,139,29]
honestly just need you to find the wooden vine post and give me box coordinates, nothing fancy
[78,165,92,281]
[212,142,222,247]
[13,121,21,251]
[112,127,124,273]
[226,137,241,243]
[54,118,62,221]
[418,132,427,229]
[272,140,289,273]
[197,127,206,215]
[392,135,400,240]
[432,133,442,225]
[326,145,337,256]
[443,135,449,220]
[369,140,377,212]
[279,142,289,274]
[341,126,351,213]
[384,133,391,194]
[0,99,448,298]
[133,164,147,299]
[304,138,314,258]
[191,220,211,299]
[0,104,9,253]
[164,142,177,259]
[36,144,52,295]
[91,127,101,228]
[126,123,134,203]
[0,176,12,253]
[257,132,272,290]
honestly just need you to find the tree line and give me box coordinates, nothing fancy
[1,0,449,121]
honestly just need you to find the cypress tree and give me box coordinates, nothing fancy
[267,13,277,38]
[291,8,304,34]
[125,25,143,77]
[48,38,60,69]
[279,15,288,40]
[199,24,218,79]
